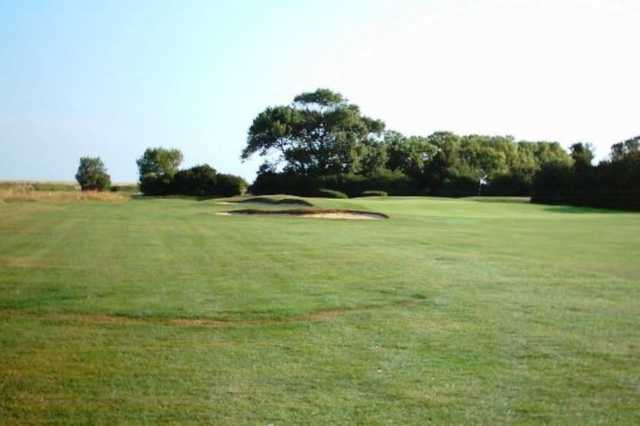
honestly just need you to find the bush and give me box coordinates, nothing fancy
[215,174,247,197]
[316,188,348,198]
[75,157,111,191]
[434,175,480,197]
[137,155,247,197]
[139,173,172,196]
[171,165,218,196]
[483,172,532,196]
[360,190,388,197]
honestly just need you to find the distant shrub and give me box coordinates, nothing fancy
[215,174,248,197]
[317,188,348,199]
[75,157,111,191]
[171,165,218,196]
[360,190,388,197]
[139,173,172,196]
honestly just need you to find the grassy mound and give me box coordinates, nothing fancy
[236,196,314,207]
[224,208,389,219]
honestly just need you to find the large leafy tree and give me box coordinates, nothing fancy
[136,147,184,195]
[610,136,640,162]
[242,89,385,175]
[384,131,438,180]
[570,142,595,169]
[136,147,183,178]
[75,157,111,191]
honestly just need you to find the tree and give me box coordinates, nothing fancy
[570,142,595,169]
[75,157,111,191]
[136,148,183,178]
[242,89,385,176]
[610,136,640,162]
[136,148,183,195]
[216,174,248,197]
[171,164,217,196]
[384,131,438,180]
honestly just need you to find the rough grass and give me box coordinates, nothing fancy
[0,185,127,203]
[0,181,80,192]
[0,196,639,424]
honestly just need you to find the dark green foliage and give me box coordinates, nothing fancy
[139,173,172,196]
[532,137,640,210]
[244,93,574,197]
[250,170,419,197]
[242,88,385,176]
[136,148,183,178]
[361,190,388,197]
[317,188,348,199]
[137,148,184,196]
[75,157,111,191]
[171,165,218,196]
[482,172,532,196]
[136,147,245,197]
[215,174,247,197]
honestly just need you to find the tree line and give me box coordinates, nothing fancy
[244,89,577,198]
[532,138,640,210]
[75,148,247,197]
[75,88,638,209]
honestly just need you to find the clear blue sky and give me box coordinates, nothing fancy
[1,0,639,182]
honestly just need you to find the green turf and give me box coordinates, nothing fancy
[1,196,639,424]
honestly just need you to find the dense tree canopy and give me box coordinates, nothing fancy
[75,157,111,191]
[137,148,184,178]
[246,89,578,197]
[249,127,574,197]
[242,89,385,176]
[532,136,640,210]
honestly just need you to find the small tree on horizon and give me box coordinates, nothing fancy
[75,157,111,191]
[136,147,184,195]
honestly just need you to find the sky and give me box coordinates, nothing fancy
[1,0,639,183]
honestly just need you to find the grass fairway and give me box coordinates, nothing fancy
[1,196,639,424]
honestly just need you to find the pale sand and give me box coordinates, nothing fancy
[216,211,383,220]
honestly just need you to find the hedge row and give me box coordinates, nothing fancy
[250,171,425,197]
[532,190,640,211]
[140,165,247,197]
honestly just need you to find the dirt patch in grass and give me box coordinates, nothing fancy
[219,208,388,220]
[0,257,51,269]
[0,300,416,328]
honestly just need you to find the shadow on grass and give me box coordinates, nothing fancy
[542,205,629,214]
[466,196,531,204]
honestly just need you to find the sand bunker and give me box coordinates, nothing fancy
[218,208,388,220]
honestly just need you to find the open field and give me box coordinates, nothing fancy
[1,196,639,424]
